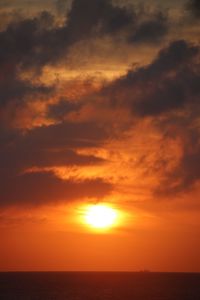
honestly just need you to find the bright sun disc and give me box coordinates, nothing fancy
[85,204,117,229]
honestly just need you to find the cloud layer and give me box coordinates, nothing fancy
[0,0,200,209]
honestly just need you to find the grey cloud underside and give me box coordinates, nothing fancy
[128,12,168,44]
[0,1,133,72]
[47,99,81,120]
[0,172,112,207]
[0,121,108,172]
[98,39,200,194]
[0,0,200,207]
[0,121,111,207]
[21,38,200,197]
[186,0,200,18]
[105,40,200,116]
[0,0,169,71]
[0,70,52,108]
[154,124,200,195]
[0,0,169,115]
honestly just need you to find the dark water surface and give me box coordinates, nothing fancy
[0,272,200,300]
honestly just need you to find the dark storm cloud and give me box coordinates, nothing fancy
[95,39,200,194]
[0,12,54,112]
[129,12,168,44]
[0,171,112,207]
[0,0,134,73]
[0,0,136,114]
[0,144,104,172]
[0,121,108,173]
[67,0,134,41]
[144,39,199,74]
[0,0,169,75]
[68,0,170,44]
[134,68,200,117]
[47,99,81,120]
[0,0,171,143]
[129,40,200,194]
[105,40,199,116]
[131,41,199,116]
[0,11,55,69]
[186,0,200,18]
[24,121,109,149]
[0,0,199,207]
[0,120,110,207]
[0,63,52,108]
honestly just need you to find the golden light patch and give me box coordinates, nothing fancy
[84,204,118,230]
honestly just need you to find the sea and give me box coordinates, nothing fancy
[0,272,200,300]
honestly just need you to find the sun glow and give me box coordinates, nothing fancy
[84,204,118,230]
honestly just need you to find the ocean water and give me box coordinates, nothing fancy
[0,272,200,300]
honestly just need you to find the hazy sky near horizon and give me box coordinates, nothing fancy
[0,0,200,272]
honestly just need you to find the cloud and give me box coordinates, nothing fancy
[0,1,135,73]
[128,12,168,44]
[0,171,112,207]
[0,117,110,208]
[103,40,199,116]
[0,0,134,122]
[0,63,52,109]
[67,0,134,41]
[0,12,54,123]
[87,39,200,195]
[186,0,200,18]
[0,121,108,176]
[24,121,109,149]
[130,40,199,116]
[55,0,69,15]
[155,126,200,195]
[0,0,170,76]
[0,0,199,209]
[66,0,169,46]
[47,98,81,121]
[0,12,55,70]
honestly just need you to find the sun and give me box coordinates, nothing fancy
[84,204,118,230]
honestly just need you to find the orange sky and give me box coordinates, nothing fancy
[0,0,200,272]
